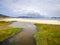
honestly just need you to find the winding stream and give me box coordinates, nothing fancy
[1,22,37,45]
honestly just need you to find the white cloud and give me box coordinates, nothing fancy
[0,0,60,17]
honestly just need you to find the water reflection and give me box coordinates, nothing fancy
[1,22,37,45]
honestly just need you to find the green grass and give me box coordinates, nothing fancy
[0,28,22,42]
[0,21,22,42]
[34,24,60,45]
[0,21,12,24]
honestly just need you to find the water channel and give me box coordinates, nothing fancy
[0,22,37,45]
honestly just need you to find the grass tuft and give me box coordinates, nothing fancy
[0,28,22,42]
[34,24,60,45]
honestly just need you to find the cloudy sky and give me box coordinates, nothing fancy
[0,0,60,17]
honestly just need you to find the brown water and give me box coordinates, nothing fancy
[3,22,37,45]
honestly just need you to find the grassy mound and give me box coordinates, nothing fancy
[34,24,60,45]
[0,21,22,42]
[0,28,22,42]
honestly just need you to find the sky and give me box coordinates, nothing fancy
[0,0,60,17]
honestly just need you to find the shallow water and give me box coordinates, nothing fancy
[0,22,37,45]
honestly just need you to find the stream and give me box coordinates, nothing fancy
[0,22,37,45]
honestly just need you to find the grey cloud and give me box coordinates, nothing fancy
[0,0,60,17]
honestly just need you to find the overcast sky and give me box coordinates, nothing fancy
[0,0,60,17]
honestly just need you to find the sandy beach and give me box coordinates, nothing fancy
[0,18,60,25]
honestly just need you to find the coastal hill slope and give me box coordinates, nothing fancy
[0,14,10,18]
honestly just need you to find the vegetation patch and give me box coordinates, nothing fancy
[0,21,22,42]
[0,21,12,30]
[0,28,22,42]
[34,24,60,45]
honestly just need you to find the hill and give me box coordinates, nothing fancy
[17,12,44,18]
[0,14,10,18]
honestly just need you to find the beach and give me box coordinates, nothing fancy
[0,18,60,25]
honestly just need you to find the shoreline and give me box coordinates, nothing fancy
[0,18,60,25]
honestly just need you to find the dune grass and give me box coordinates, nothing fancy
[34,24,60,45]
[0,21,22,42]
[0,28,22,42]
